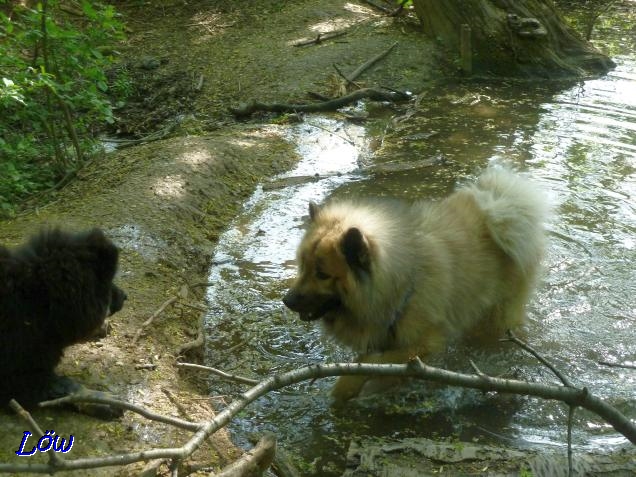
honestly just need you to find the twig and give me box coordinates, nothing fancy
[347,41,398,82]
[169,460,179,477]
[248,435,301,477]
[101,122,177,148]
[176,313,205,356]
[389,2,407,17]
[162,388,191,420]
[292,30,348,47]
[176,362,259,386]
[133,295,179,344]
[503,329,576,472]
[189,281,216,289]
[362,0,393,14]
[229,87,409,118]
[9,400,64,466]
[135,363,158,371]
[568,405,575,477]
[333,63,362,90]
[216,434,276,477]
[598,360,636,370]
[502,330,573,387]
[177,302,207,313]
[305,119,356,145]
[40,393,201,432]
[469,359,487,378]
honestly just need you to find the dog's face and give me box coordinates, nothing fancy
[109,284,127,316]
[283,202,371,323]
[31,228,127,339]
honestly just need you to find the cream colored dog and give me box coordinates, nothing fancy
[283,168,548,400]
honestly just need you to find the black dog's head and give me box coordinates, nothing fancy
[109,284,127,316]
[14,228,127,344]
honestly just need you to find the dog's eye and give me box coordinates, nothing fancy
[316,270,330,280]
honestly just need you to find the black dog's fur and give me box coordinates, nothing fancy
[0,228,126,413]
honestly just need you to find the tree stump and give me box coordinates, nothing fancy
[413,0,615,77]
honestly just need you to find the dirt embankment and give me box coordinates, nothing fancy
[0,1,437,474]
[0,130,296,475]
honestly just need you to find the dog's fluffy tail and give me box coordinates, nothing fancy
[470,168,549,275]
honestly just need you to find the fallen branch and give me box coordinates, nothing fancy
[346,41,398,82]
[362,0,393,14]
[502,330,573,387]
[229,88,409,118]
[503,330,576,475]
[133,295,179,344]
[187,359,636,446]
[40,392,201,432]
[9,400,65,467]
[3,359,634,474]
[176,362,259,386]
[599,360,636,370]
[101,120,179,148]
[333,63,362,91]
[134,285,192,344]
[216,434,276,477]
[291,30,348,47]
[176,313,206,357]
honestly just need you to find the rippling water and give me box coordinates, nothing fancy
[204,6,635,474]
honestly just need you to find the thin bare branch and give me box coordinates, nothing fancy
[502,330,573,387]
[567,405,574,477]
[598,360,636,370]
[332,63,362,90]
[40,393,201,432]
[215,434,276,477]
[134,295,179,343]
[176,362,259,386]
[347,41,398,82]
[291,30,348,47]
[10,399,64,467]
[469,359,487,378]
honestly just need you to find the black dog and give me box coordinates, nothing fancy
[0,228,126,416]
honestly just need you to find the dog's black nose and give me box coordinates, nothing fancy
[282,290,300,311]
[109,286,127,315]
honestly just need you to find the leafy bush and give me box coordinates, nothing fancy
[0,0,125,216]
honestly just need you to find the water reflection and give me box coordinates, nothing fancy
[205,12,636,477]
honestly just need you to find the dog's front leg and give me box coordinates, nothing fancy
[331,348,426,401]
[331,373,369,402]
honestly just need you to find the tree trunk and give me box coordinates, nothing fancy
[412,0,615,78]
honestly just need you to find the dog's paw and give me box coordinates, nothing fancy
[330,375,368,402]
[45,376,124,420]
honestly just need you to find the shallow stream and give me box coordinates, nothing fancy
[204,6,635,475]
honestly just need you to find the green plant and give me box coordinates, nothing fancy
[519,466,534,477]
[0,0,125,216]
[109,65,135,105]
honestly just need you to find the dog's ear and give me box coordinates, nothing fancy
[308,201,320,221]
[341,227,370,272]
[86,228,119,281]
